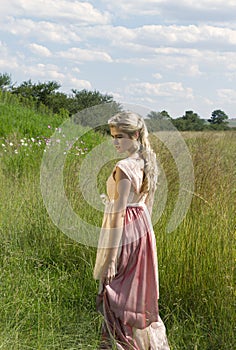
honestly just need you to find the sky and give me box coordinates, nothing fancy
[1,0,236,119]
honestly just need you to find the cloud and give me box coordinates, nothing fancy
[217,89,236,103]
[78,24,236,53]
[1,18,82,44]
[67,77,92,90]
[125,81,193,99]
[10,62,91,91]
[0,42,19,70]
[153,73,162,80]
[21,63,65,81]
[58,47,113,62]
[0,0,110,24]
[100,0,236,21]
[28,43,52,57]
[101,0,162,17]
[0,58,19,71]
[134,24,236,49]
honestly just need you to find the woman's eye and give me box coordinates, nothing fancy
[111,135,123,139]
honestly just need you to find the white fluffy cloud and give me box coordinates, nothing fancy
[28,43,52,57]
[58,48,113,62]
[66,77,92,90]
[217,89,236,103]
[2,18,81,43]
[77,24,236,53]
[100,0,236,18]
[125,82,193,99]
[21,63,65,81]
[0,0,110,24]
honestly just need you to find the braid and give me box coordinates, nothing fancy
[138,118,158,195]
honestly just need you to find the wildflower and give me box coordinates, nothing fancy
[9,142,13,146]
[48,125,51,129]
[2,143,5,147]
[14,150,18,154]
[31,137,35,142]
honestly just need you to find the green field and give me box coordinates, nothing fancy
[0,92,235,349]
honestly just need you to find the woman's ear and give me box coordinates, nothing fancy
[134,131,140,140]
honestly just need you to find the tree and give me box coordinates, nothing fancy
[208,109,229,129]
[70,89,114,115]
[12,80,61,106]
[0,72,12,90]
[172,110,205,131]
[10,78,120,120]
[145,110,173,132]
[44,91,72,115]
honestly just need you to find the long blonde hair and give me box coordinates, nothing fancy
[108,111,158,196]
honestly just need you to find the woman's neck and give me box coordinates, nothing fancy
[127,151,139,158]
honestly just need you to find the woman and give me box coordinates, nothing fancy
[94,111,170,350]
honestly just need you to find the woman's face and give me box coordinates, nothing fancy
[110,126,136,154]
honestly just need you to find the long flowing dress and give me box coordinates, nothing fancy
[94,157,170,350]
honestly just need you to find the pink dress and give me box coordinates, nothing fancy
[94,157,170,350]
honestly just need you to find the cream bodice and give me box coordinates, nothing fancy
[106,157,147,205]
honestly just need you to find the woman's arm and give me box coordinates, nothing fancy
[102,166,131,283]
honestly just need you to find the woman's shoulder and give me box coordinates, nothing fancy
[116,157,140,174]
[115,158,133,181]
[115,157,144,182]
[117,156,143,168]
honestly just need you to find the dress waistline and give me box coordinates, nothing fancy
[126,202,146,208]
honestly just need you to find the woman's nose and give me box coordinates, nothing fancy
[113,138,119,145]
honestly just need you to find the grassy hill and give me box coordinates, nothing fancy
[0,92,235,349]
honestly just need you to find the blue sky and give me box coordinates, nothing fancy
[1,0,236,118]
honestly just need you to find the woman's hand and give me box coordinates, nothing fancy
[102,261,116,285]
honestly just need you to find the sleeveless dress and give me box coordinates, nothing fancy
[94,157,170,350]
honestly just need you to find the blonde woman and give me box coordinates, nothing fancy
[94,112,170,350]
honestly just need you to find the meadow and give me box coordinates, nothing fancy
[0,92,235,349]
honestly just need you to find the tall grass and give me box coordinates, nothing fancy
[0,97,235,349]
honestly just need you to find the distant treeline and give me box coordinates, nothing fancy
[0,72,234,131]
